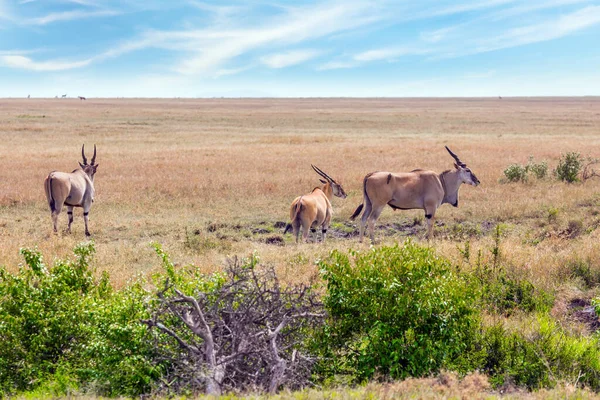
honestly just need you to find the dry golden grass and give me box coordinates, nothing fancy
[1,97,600,291]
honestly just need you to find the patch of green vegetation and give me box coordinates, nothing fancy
[502,156,548,183]
[316,241,480,382]
[546,206,560,224]
[554,152,583,183]
[16,114,46,119]
[330,222,355,234]
[0,243,158,398]
[183,227,233,253]
[464,316,600,390]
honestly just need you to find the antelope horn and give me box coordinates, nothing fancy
[81,144,88,165]
[445,146,466,167]
[91,144,97,165]
[311,164,334,182]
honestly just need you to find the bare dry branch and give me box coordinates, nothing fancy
[146,256,324,396]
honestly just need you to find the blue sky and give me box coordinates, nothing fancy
[1,0,599,97]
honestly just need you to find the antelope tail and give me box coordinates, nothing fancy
[45,175,56,213]
[350,172,375,220]
[350,203,363,220]
[284,196,304,234]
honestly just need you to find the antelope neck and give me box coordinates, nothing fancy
[440,170,458,206]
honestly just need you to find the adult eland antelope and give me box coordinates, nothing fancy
[44,145,99,236]
[350,146,480,242]
[284,165,347,243]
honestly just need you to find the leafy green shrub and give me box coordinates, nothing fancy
[527,157,548,179]
[554,152,583,183]
[503,157,548,183]
[568,259,600,289]
[503,164,528,182]
[316,241,479,382]
[477,273,553,315]
[0,243,160,397]
[471,317,600,390]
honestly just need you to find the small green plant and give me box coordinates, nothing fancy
[503,163,528,182]
[554,152,583,183]
[502,157,548,183]
[527,157,548,179]
[547,207,559,223]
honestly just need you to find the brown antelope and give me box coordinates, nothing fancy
[350,146,480,242]
[284,165,347,243]
[44,145,99,236]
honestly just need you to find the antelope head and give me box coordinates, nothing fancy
[311,164,347,198]
[79,144,99,179]
[445,146,480,186]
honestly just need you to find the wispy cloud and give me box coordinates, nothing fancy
[473,5,600,53]
[316,60,357,71]
[464,69,496,79]
[0,55,92,71]
[488,0,593,20]
[27,9,120,25]
[173,1,382,75]
[420,26,458,43]
[353,47,432,62]
[412,0,519,19]
[260,49,322,69]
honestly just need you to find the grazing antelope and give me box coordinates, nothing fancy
[350,146,480,242]
[284,165,347,243]
[44,145,99,236]
[78,96,86,100]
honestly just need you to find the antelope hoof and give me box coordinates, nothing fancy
[85,231,91,237]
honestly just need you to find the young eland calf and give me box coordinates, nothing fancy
[284,165,347,243]
[44,145,99,236]
[350,146,480,242]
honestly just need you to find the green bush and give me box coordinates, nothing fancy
[503,157,548,183]
[470,317,600,390]
[554,152,583,183]
[0,243,160,397]
[503,164,528,182]
[316,242,479,382]
[527,157,548,179]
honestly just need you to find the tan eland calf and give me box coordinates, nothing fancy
[284,165,347,243]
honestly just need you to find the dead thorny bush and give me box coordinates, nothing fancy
[144,253,324,396]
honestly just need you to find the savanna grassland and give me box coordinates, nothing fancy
[3,97,600,398]
[1,97,600,288]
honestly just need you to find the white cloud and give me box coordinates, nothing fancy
[173,1,381,75]
[213,65,252,78]
[420,26,458,43]
[316,61,357,70]
[353,47,432,62]
[260,49,322,69]
[27,9,120,25]
[0,55,93,71]
[464,69,496,79]
[489,0,592,20]
[474,5,600,53]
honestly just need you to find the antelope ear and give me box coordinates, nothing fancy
[454,163,460,170]
[79,162,85,168]
[319,179,327,184]
[94,164,99,170]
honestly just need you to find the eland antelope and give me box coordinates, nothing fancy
[284,165,347,243]
[350,146,480,242]
[44,145,99,236]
